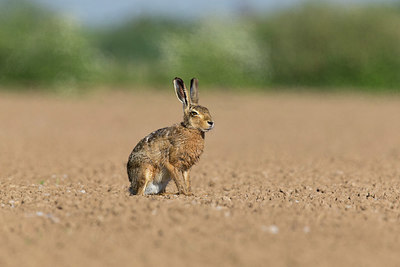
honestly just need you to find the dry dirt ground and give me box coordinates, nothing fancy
[1,90,400,267]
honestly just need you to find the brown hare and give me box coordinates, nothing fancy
[127,77,214,195]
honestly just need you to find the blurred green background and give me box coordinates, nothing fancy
[1,0,399,92]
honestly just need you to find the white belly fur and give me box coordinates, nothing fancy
[144,167,171,195]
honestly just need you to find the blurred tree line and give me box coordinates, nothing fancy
[1,0,400,91]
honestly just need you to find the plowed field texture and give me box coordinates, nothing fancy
[1,91,400,267]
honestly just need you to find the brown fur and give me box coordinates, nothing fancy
[127,78,213,195]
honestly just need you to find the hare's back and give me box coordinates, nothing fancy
[128,126,173,166]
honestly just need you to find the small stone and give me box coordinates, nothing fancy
[222,196,231,202]
[261,225,279,234]
[46,214,60,223]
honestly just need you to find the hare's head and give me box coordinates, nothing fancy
[174,77,214,132]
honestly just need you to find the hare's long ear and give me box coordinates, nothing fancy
[190,78,199,104]
[173,77,190,109]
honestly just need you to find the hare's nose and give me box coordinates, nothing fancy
[207,121,214,127]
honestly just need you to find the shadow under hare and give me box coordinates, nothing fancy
[127,77,214,196]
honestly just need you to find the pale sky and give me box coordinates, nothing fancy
[30,0,394,26]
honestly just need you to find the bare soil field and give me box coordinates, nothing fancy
[1,90,400,267]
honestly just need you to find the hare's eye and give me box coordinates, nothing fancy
[190,111,199,116]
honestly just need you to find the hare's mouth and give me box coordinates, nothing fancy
[203,125,214,132]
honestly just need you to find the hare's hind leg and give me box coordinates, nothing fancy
[127,165,139,195]
[136,165,155,196]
